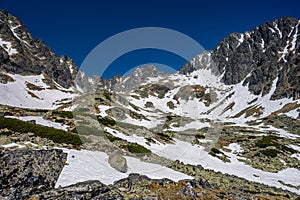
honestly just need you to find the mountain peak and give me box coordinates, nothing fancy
[0,9,79,88]
[181,16,300,100]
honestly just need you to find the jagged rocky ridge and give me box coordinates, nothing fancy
[0,9,167,93]
[0,9,300,199]
[1,151,297,200]
[0,10,78,88]
[181,16,300,100]
[1,8,299,101]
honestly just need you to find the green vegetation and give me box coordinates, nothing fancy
[265,115,300,135]
[54,118,65,123]
[75,125,103,136]
[166,115,173,121]
[52,111,73,119]
[211,148,223,154]
[256,136,279,148]
[129,110,149,121]
[144,101,154,108]
[167,101,175,109]
[121,143,151,154]
[0,117,82,146]
[129,103,140,111]
[195,134,205,139]
[97,116,116,126]
[261,149,279,158]
[105,134,123,142]
[157,132,173,139]
[256,135,296,154]
[103,92,112,101]
[0,130,14,135]
[23,108,49,113]
[73,111,96,119]
[116,121,143,129]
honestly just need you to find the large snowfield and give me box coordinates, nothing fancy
[0,73,75,109]
[55,148,192,187]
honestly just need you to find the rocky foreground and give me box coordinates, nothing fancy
[0,149,298,200]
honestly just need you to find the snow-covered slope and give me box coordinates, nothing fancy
[0,73,76,109]
[55,148,192,188]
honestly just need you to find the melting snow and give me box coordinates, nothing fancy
[274,23,283,38]
[55,148,192,188]
[260,38,265,52]
[0,37,18,55]
[268,27,276,33]
[104,127,300,194]
[291,154,300,160]
[235,33,244,48]
[6,115,68,131]
[97,105,112,117]
[226,143,243,153]
[0,73,75,109]
[289,145,300,152]
[1,142,25,149]
[285,108,299,119]
[290,22,299,52]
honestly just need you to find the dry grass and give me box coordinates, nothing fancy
[233,105,263,118]
[27,91,40,99]
[26,81,44,91]
[267,102,299,119]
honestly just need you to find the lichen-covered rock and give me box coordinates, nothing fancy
[181,17,300,100]
[0,149,67,199]
[108,152,128,173]
[30,180,123,200]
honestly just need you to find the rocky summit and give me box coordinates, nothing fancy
[0,9,300,200]
[181,16,300,100]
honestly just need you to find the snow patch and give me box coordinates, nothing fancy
[0,37,18,55]
[0,73,75,109]
[274,23,283,38]
[6,115,68,131]
[55,148,192,187]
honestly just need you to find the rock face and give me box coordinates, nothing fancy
[0,148,297,199]
[2,8,299,100]
[181,17,300,100]
[108,152,128,173]
[0,10,78,88]
[93,65,168,93]
[29,173,297,199]
[32,180,123,200]
[0,149,67,199]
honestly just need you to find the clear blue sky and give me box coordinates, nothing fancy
[1,0,299,78]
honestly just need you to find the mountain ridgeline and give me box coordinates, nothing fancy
[0,9,299,100]
[181,16,300,100]
[0,10,78,88]
[1,10,300,199]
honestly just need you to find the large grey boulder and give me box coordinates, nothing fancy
[108,152,128,173]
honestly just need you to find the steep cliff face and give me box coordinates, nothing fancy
[0,10,78,88]
[182,17,300,100]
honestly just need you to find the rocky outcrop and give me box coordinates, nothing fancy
[0,148,297,199]
[0,10,78,88]
[182,17,300,100]
[108,152,128,173]
[91,65,168,93]
[0,149,67,199]
[29,173,298,199]
[31,180,123,200]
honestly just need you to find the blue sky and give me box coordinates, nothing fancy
[1,0,299,78]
